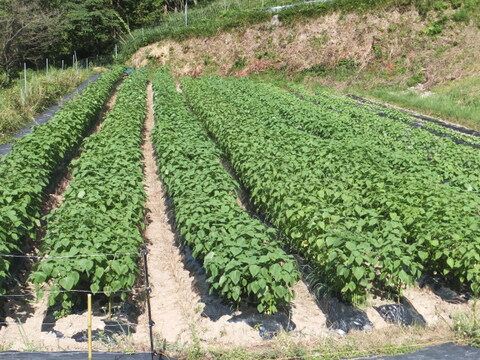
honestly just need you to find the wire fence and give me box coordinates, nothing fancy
[0,249,157,358]
[119,0,332,61]
[0,251,145,297]
[0,288,145,298]
[0,320,140,328]
[137,0,330,31]
[0,252,141,259]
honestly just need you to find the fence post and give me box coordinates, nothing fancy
[184,0,188,26]
[46,58,49,74]
[87,293,92,360]
[115,44,118,60]
[23,63,27,102]
[73,51,78,71]
[142,248,155,360]
[62,59,64,71]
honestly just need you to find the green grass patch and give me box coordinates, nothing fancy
[363,77,480,131]
[0,136,17,146]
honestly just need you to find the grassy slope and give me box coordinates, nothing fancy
[360,78,480,131]
[120,0,477,62]
[0,68,93,145]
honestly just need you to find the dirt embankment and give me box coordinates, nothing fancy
[130,8,480,90]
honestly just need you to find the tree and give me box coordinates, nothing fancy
[0,0,63,77]
[60,0,123,58]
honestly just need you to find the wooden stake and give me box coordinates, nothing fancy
[23,63,27,102]
[185,0,188,26]
[87,293,92,360]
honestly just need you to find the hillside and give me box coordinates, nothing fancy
[130,1,480,128]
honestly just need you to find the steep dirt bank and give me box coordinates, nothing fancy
[130,8,479,90]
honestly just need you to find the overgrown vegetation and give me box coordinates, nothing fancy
[0,67,92,144]
[119,0,480,62]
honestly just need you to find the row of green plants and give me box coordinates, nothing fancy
[240,79,480,194]
[182,76,419,303]
[293,84,480,149]
[29,69,148,312]
[182,76,480,303]
[151,69,299,313]
[0,66,125,294]
[225,78,480,295]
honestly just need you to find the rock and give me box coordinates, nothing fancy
[271,15,281,26]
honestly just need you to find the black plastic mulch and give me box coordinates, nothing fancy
[0,352,170,359]
[359,342,479,359]
[0,74,102,157]
[0,343,478,359]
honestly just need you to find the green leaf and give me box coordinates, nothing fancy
[230,247,242,257]
[249,265,260,278]
[91,283,100,294]
[59,274,77,291]
[270,263,282,280]
[418,251,428,261]
[353,267,365,281]
[285,209,294,219]
[229,270,241,285]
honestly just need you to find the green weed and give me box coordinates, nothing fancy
[452,300,480,347]
[0,67,92,143]
[365,76,480,130]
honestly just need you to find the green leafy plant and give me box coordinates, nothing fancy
[182,75,480,304]
[0,66,125,294]
[152,68,299,313]
[30,69,148,312]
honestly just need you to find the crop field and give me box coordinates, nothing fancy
[0,67,478,355]
[182,75,480,302]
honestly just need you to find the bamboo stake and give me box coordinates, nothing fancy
[87,294,92,360]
